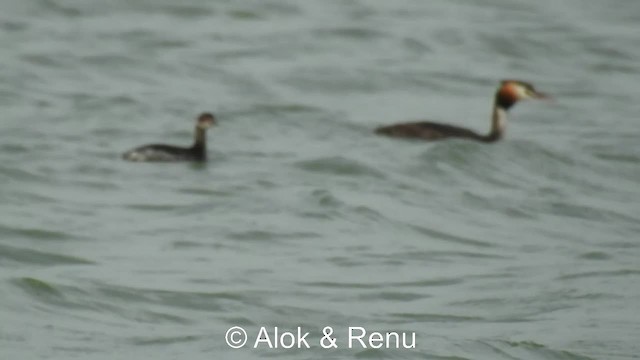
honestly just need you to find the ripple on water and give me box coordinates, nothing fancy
[10,277,197,325]
[227,230,321,242]
[470,340,596,360]
[390,312,485,324]
[94,283,256,313]
[300,277,462,290]
[247,103,324,115]
[226,9,262,20]
[593,151,640,165]
[408,224,497,249]
[224,1,301,20]
[130,334,201,347]
[294,156,386,179]
[0,144,30,153]
[361,291,428,302]
[0,225,74,242]
[0,244,92,266]
[556,269,640,281]
[155,4,215,18]
[577,251,611,261]
[12,277,63,299]
[546,201,638,223]
[36,0,83,17]
[0,165,51,183]
[125,203,182,212]
[312,27,388,41]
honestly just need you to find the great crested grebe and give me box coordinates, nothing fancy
[375,80,549,142]
[122,112,216,162]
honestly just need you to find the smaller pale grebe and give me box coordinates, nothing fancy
[375,80,549,142]
[122,113,216,162]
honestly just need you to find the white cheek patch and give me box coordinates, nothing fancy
[514,85,530,99]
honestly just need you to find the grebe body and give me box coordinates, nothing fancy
[375,80,549,142]
[123,113,216,162]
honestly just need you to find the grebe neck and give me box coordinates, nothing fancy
[483,106,508,142]
[192,127,207,153]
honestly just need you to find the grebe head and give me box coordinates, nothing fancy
[196,112,216,129]
[496,80,549,109]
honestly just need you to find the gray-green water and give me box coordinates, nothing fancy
[1,0,639,359]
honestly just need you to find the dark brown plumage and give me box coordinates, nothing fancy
[122,113,217,162]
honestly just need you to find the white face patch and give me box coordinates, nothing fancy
[512,84,531,100]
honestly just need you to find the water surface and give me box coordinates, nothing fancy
[1,0,639,359]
